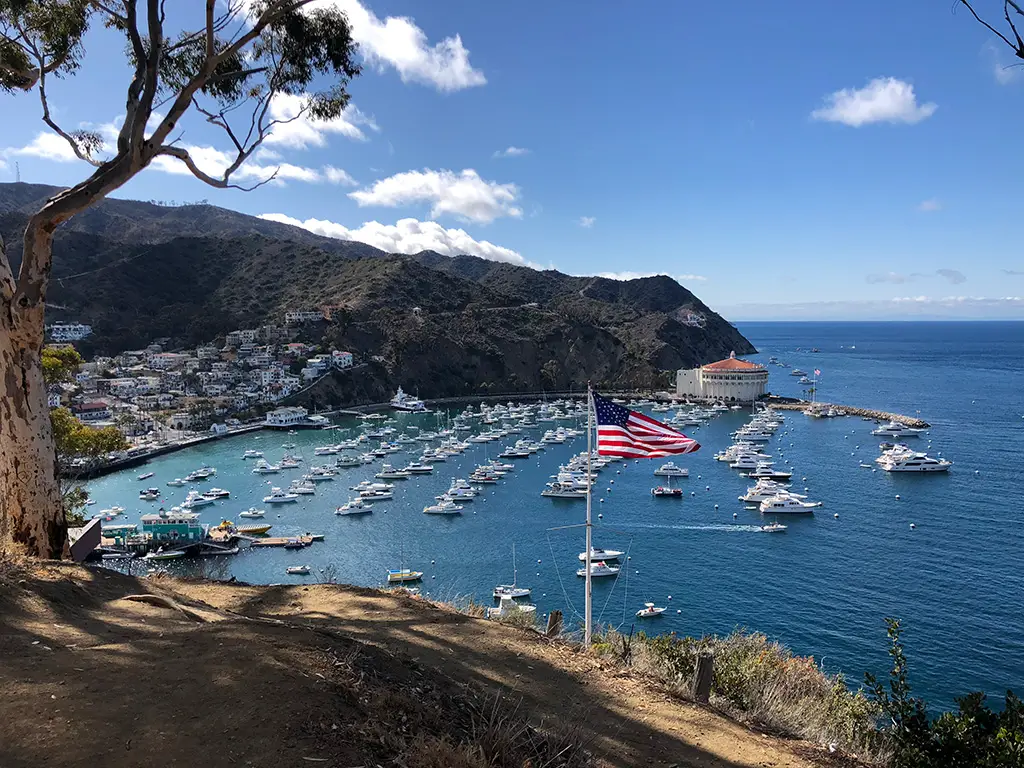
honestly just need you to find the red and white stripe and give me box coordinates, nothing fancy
[597,410,700,458]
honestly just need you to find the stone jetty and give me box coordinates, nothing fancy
[767,398,930,428]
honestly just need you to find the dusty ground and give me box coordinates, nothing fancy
[0,561,849,768]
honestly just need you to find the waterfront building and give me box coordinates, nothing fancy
[265,406,311,427]
[72,401,111,422]
[141,508,205,543]
[675,351,768,402]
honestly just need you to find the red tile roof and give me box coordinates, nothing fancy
[702,352,765,372]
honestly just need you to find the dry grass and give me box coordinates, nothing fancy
[595,629,886,763]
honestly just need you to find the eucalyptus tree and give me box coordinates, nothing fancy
[0,0,360,557]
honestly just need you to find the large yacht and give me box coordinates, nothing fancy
[879,451,952,473]
[390,386,427,413]
[653,462,689,477]
[759,494,820,514]
[871,420,925,438]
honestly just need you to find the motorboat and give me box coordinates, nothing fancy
[576,561,620,578]
[872,420,925,438]
[137,471,154,481]
[745,463,793,481]
[403,462,433,474]
[239,508,265,519]
[541,482,587,499]
[144,548,186,561]
[314,445,340,456]
[729,454,766,470]
[738,481,802,503]
[423,500,463,515]
[335,455,364,468]
[759,494,820,514]
[202,487,231,499]
[636,602,666,618]
[242,449,264,459]
[487,594,537,619]
[305,466,336,481]
[336,498,372,515]
[182,490,215,509]
[251,460,281,474]
[139,488,161,501]
[760,521,788,533]
[790,369,807,376]
[376,464,411,479]
[289,480,317,495]
[279,457,301,469]
[166,478,186,487]
[879,452,952,472]
[387,568,423,583]
[286,565,310,575]
[281,442,296,449]
[651,485,683,497]
[263,487,299,504]
[359,489,394,501]
[654,462,689,477]
[350,480,394,493]
[577,548,624,562]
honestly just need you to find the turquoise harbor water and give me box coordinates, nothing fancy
[85,321,1024,709]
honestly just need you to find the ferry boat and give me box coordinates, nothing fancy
[390,386,427,413]
[387,568,424,583]
[263,487,299,504]
[576,561,620,578]
[636,602,666,618]
[653,462,689,477]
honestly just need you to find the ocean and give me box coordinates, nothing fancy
[84,321,1024,710]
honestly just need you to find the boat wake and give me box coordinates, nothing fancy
[620,523,765,533]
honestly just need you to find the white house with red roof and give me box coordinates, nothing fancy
[676,351,768,402]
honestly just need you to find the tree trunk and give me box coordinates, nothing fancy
[0,226,66,559]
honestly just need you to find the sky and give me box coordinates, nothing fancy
[2,0,1023,320]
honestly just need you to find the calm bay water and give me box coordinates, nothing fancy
[85,321,1024,709]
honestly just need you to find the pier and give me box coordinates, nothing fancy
[764,397,930,428]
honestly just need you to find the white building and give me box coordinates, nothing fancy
[49,323,92,342]
[332,350,353,368]
[264,406,310,427]
[676,351,768,403]
[285,309,325,324]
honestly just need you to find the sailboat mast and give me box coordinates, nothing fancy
[584,386,594,647]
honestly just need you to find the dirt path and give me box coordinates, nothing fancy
[0,563,839,768]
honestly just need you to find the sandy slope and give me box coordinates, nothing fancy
[0,562,844,768]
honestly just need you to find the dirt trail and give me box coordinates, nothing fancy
[0,563,841,768]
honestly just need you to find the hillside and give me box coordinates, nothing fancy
[0,561,833,768]
[0,182,755,397]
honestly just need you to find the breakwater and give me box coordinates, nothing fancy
[766,398,931,428]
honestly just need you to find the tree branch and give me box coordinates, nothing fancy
[33,42,102,167]
[156,144,277,191]
[205,0,216,59]
[958,0,1024,56]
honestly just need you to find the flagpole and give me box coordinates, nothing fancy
[585,384,594,647]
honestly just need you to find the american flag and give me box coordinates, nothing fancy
[592,392,700,458]
[814,369,821,377]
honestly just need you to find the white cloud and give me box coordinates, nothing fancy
[265,93,378,148]
[811,77,937,126]
[258,212,533,266]
[3,132,82,162]
[597,271,707,283]
[324,166,358,186]
[578,216,596,228]
[349,168,521,224]
[330,0,485,91]
[917,198,942,212]
[936,268,967,285]
[493,146,530,158]
[719,296,1024,321]
[985,42,1022,85]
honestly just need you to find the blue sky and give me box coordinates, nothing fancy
[2,0,1023,320]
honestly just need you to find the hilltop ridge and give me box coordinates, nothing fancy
[0,182,755,398]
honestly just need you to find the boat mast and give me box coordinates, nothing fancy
[584,385,594,647]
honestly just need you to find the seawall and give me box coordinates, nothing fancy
[766,398,930,428]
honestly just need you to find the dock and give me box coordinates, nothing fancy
[766,398,930,428]
[249,535,318,548]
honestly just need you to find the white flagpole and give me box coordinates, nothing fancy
[585,385,594,647]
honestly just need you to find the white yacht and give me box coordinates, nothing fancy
[376,464,411,479]
[314,445,340,456]
[759,494,820,514]
[403,462,433,474]
[729,454,765,470]
[872,420,925,438]
[335,454,363,468]
[336,498,371,515]
[879,452,952,472]
[238,507,265,519]
[263,487,299,504]
[166,478,186,487]
[636,602,667,618]
[577,547,624,562]
[350,480,394,493]
[746,463,793,481]
[182,490,214,509]
[423,500,463,515]
[487,594,537,619]
[390,386,427,413]
[251,460,281,474]
[760,521,788,533]
[304,466,336,481]
[653,462,689,477]
[739,481,802,503]
[279,456,301,469]
[541,481,587,499]
[242,449,264,460]
[359,488,394,501]
[289,480,317,495]
[576,561,620,578]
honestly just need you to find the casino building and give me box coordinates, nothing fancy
[675,351,768,402]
